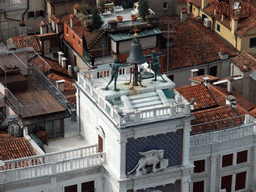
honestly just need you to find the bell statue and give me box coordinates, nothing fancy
[147,50,166,82]
[105,58,124,91]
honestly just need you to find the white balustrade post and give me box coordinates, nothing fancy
[210,156,218,192]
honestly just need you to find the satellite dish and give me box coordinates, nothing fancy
[251,70,256,80]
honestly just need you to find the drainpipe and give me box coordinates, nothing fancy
[22,0,30,21]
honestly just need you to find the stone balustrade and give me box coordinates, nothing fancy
[0,145,104,183]
[190,123,256,147]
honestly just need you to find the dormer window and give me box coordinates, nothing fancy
[163,2,168,10]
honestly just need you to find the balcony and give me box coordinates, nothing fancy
[0,144,105,183]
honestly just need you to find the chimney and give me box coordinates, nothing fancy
[191,69,198,77]
[74,4,79,14]
[180,9,188,22]
[58,51,64,64]
[68,65,73,76]
[70,14,74,28]
[203,76,210,88]
[56,80,65,92]
[227,76,233,94]
[19,21,26,36]
[61,57,67,68]
[231,17,238,34]
[56,20,63,33]
[201,0,208,9]
[218,51,229,60]
[39,21,47,34]
[226,95,236,107]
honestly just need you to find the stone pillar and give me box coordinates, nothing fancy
[182,121,191,167]
[253,146,256,184]
[181,177,190,192]
[119,138,127,179]
[210,156,218,192]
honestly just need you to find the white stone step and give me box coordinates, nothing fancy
[133,100,163,109]
[130,96,160,104]
[128,92,158,100]
[137,104,164,111]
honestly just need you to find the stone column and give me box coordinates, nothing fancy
[182,121,191,166]
[119,138,127,179]
[181,177,190,192]
[253,146,256,184]
[210,156,218,192]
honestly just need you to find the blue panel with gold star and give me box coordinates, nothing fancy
[126,130,182,174]
[136,181,181,192]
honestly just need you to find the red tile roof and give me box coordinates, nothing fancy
[159,16,238,71]
[0,132,36,161]
[29,56,69,77]
[47,73,76,92]
[191,106,243,135]
[175,83,218,111]
[188,0,256,37]
[189,75,220,83]
[62,13,92,38]
[231,51,256,73]
[175,79,256,134]
[10,35,40,52]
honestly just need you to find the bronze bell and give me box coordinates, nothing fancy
[126,34,146,64]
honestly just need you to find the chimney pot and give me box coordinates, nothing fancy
[61,57,67,68]
[191,69,198,77]
[226,95,236,107]
[70,14,74,28]
[58,51,64,64]
[203,76,210,88]
[56,79,65,92]
[227,76,233,94]
[68,65,73,76]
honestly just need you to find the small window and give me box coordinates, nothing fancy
[65,184,77,192]
[98,135,103,152]
[193,181,204,192]
[194,160,205,173]
[250,37,256,48]
[169,75,174,81]
[36,10,44,18]
[209,66,217,76]
[66,26,69,36]
[217,24,220,32]
[237,150,248,164]
[28,11,35,19]
[78,40,81,47]
[222,154,233,167]
[73,34,76,41]
[82,181,94,192]
[221,175,232,192]
[198,69,205,76]
[235,172,246,190]
[163,2,168,10]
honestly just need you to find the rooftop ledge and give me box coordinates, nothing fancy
[77,66,191,128]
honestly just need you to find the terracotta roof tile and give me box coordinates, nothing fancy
[175,83,218,111]
[191,106,243,135]
[189,75,219,83]
[47,73,75,92]
[159,16,238,71]
[29,56,69,77]
[0,132,36,161]
[231,51,256,73]
[62,14,92,38]
[188,0,256,37]
[209,84,256,112]
[10,35,40,52]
